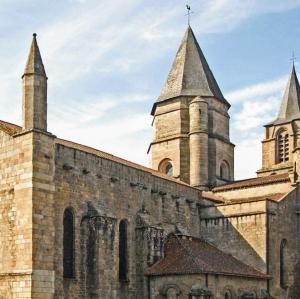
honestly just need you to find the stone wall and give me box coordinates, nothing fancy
[0,130,34,298]
[53,142,202,298]
[199,200,268,272]
[150,95,234,189]
[267,189,300,298]
[148,273,267,299]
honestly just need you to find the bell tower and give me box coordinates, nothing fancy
[258,64,300,178]
[149,26,234,189]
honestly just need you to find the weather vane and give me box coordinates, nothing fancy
[185,5,193,26]
[290,51,297,65]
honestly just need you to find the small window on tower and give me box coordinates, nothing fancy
[158,159,174,177]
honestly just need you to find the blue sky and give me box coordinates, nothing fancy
[1,0,300,179]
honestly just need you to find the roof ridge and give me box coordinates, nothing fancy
[0,119,197,188]
[213,173,290,192]
[56,138,194,187]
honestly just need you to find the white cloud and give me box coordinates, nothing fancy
[0,0,299,179]
[227,75,290,178]
[226,76,287,104]
[193,0,300,34]
[234,132,263,180]
[232,95,281,131]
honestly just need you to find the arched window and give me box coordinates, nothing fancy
[165,163,173,176]
[220,160,230,180]
[63,208,75,278]
[277,130,289,163]
[158,159,173,176]
[224,290,232,299]
[119,219,128,281]
[166,287,178,299]
[280,239,288,289]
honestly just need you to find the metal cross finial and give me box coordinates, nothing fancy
[185,4,193,26]
[290,51,297,65]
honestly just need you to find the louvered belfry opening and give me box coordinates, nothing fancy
[63,208,75,278]
[278,131,289,163]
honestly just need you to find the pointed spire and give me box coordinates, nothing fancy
[22,33,46,78]
[22,33,48,131]
[271,64,300,125]
[155,26,227,110]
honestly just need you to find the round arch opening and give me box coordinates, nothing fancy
[158,159,174,177]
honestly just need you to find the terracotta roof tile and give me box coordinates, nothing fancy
[146,235,269,279]
[212,173,290,192]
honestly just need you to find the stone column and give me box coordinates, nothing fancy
[189,97,208,189]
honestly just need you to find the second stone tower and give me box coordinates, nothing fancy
[149,26,234,189]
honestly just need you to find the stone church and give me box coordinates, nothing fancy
[0,25,299,299]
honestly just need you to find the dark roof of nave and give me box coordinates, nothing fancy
[0,120,198,190]
[152,26,229,115]
[212,173,290,192]
[146,235,269,279]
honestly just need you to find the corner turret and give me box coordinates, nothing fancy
[22,33,48,131]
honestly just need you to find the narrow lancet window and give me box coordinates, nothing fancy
[280,239,287,289]
[119,219,128,281]
[63,208,75,278]
[224,291,232,299]
[220,161,230,180]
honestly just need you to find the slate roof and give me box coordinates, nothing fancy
[267,65,300,126]
[0,120,198,189]
[23,34,47,78]
[146,235,269,279]
[212,173,290,192]
[152,26,228,115]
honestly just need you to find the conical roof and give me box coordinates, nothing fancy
[268,65,300,125]
[152,26,227,115]
[22,33,46,78]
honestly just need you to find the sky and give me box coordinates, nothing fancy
[0,0,300,179]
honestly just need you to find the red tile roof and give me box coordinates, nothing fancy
[0,120,197,189]
[212,173,290,192]
[146,235,269,279]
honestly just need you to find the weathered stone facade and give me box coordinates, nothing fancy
[1,26,300,299]
[149,28,234,190]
